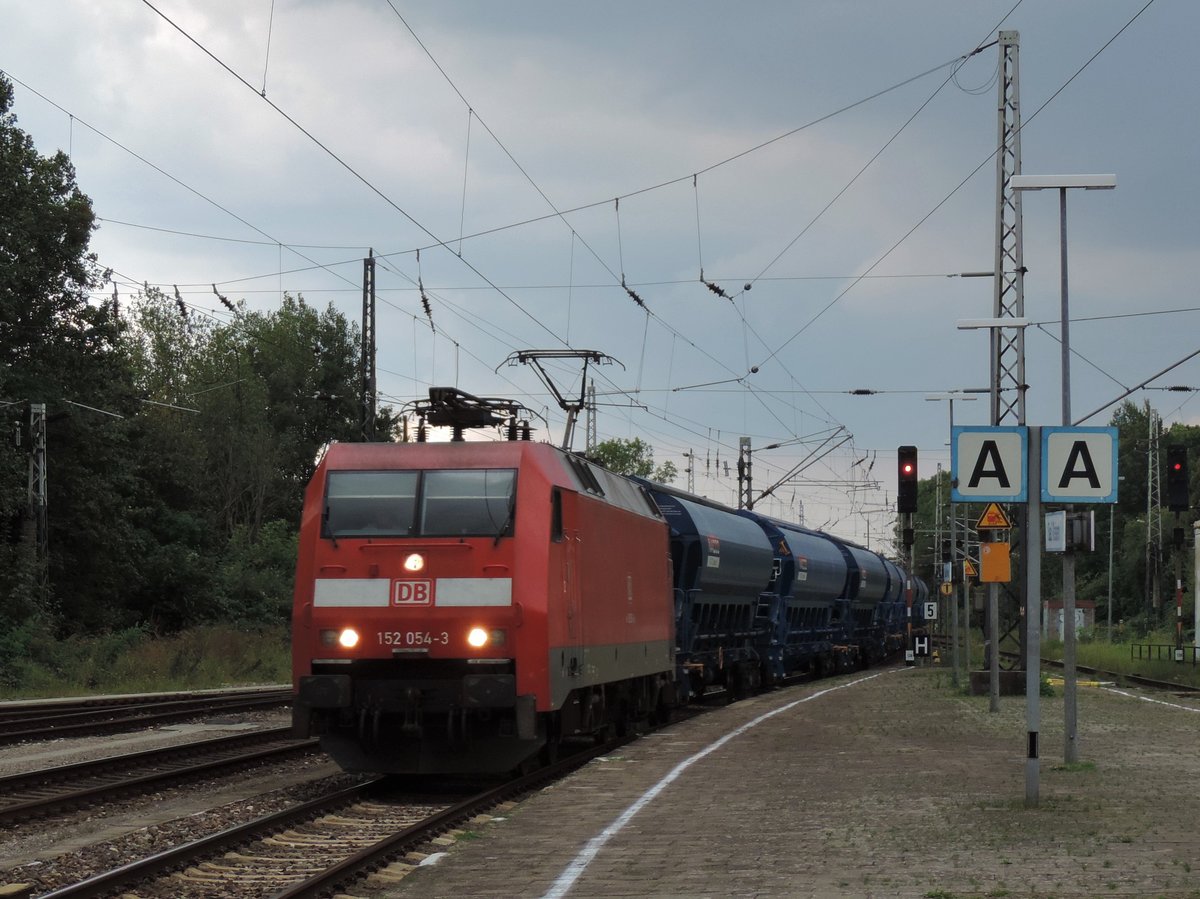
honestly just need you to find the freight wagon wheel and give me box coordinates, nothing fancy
[726,667,747,702]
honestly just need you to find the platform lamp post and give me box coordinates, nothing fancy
[1011,173,1116,765]
[925,391,986,688]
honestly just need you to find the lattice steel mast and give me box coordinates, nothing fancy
[988,31,1028,676]
[28,402,47,589]
[360,250,377,441]
[991,31,1026,427]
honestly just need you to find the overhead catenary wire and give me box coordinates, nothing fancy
[5,40,980,469]
[353,3,1027,454]
[17,4,1166,529]
[11,3,1080,463]
[0,69,368,294]
[753,0,1158,374]
[0,93,844,484]
[2,69,561,421]
[260,0,276,96]
[136,0,564,348]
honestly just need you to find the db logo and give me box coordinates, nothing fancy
[393,580,433,606]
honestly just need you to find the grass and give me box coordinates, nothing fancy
[954,627,1200,688]
[0,624,291,699]
[1048,630,1200,686]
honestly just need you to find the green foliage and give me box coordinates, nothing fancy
[590,437,677,483]
[0,72,130,635]
[0,78,369,686]
[0,625,291,698]
[213,520,298,626]
[0,616,56,688]
[1052,760,1096,773]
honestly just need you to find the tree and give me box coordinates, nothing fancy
[119,289,371,627]
[590,437,677,484]
[0,76,392,661]
[0,74,128,640]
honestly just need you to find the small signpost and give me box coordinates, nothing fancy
[976,502,1012,530]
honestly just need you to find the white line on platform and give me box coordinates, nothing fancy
[542,668,901,899]
[1103,687,1200,712]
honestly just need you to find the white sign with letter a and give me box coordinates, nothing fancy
[951,426,1028,503]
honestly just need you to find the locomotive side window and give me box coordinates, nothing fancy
[420,469,516,537]
[324,471,418,537]
[551,488,563,542]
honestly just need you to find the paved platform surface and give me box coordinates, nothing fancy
[375,665,1200,899]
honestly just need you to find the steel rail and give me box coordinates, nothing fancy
[0,728,317,827]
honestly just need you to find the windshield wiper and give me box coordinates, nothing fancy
[493,496,515,547]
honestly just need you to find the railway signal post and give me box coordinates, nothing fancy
[1167,446,1189,655]
[898,446,918,664]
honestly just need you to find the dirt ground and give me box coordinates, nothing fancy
[373,666,1200,898]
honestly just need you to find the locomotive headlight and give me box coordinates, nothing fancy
[337,627,360,649]
[403,553,425,572]
[466,627,506,649]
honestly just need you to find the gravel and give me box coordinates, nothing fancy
[0,710,362,894]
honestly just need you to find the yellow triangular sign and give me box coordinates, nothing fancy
[976,502,1012,530]
[964,558,978,578]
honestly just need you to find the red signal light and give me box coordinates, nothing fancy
[897,445,918,513]
[1167,445,1188,511]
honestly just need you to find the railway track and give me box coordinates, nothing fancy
[0,687,294,745]
[962,644,1200,694]
[0,726,318,827]
[38,737,625,898]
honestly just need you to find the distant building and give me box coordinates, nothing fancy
[1043,600,1096,640]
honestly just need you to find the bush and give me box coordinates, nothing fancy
[212,520,297,626]
[0,624,290,698]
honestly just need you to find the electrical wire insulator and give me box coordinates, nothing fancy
[419,278,436,332]
[623,283,646,309]
[212,284,235,313]
[173,285,187,320]
[702,278,732,301]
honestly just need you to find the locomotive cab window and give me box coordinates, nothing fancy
[323,469,516,539]
[324,471,418,537]
[420,469,516,537]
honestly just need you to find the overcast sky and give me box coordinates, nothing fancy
[2,0,1197,551]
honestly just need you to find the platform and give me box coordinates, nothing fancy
[379,666,1200,898]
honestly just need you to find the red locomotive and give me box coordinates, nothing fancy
[291,390,675,774]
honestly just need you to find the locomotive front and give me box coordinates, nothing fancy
[292,440,545,774]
